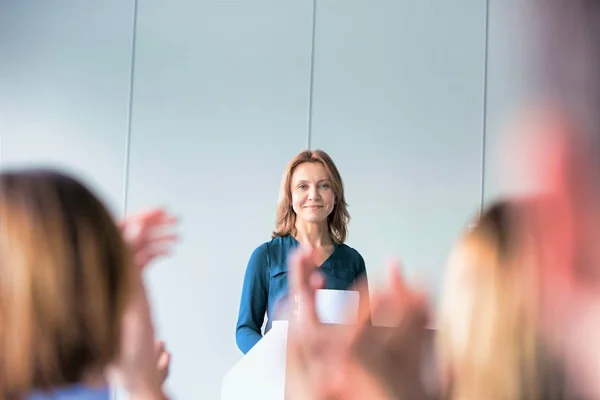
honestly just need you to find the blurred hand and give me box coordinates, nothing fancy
[107,208,179,400]
[119,208,179,270]
[286,247,432,400]
[107,262,166,399]
[155,340,172,385]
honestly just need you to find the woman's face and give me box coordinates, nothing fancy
[290,162,336,225]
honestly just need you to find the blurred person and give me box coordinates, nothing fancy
[235,149,370,354]
[0,169,177,400]
[504,0,600,397]
[284,199,582,400]
[437,199,576,400]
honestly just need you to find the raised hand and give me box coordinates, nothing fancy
[285,247,347,400]
[348,262,432,400]
[106,208,179,399]
[286,247,433,400]
[119,208,178,270]
[106,261,167,400]
[155,340,172,385]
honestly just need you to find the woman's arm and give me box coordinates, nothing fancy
[235,244,269,354]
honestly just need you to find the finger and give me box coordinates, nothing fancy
[158,350,171,370]
[121,209,178,239]
[379,288,430,331]
[157,351,171,382]
[129,230,178,254]
[135,208,169,223]
[147,232,179,245]
[288,247,320,326]
[295,259,320,325]
[137,233,179,253]
[132,224,179,257]
[386,259,409,299]
[144,218,179,237]
[154,340,165,358]
[141,211,178,230]
[410,293,431,329]
[352,276,372,326]
[119,208,165,230]
[288,247,311,300]
[309,270,325,291]
[135,218,179,246]
[135,247,173,270]
[369,293,395,327]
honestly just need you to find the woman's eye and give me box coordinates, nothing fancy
[320,183,330,189]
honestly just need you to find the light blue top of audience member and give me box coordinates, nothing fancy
[26,385,110,400]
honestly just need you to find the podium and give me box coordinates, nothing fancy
[221,320,289,400]
[221,290,437,400]
[221,289,359,400]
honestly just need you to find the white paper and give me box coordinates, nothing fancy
[315,289,360,324]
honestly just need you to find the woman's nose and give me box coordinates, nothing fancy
[308,187,320,200]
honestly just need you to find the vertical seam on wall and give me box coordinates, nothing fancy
[0,117,3,167]
[306,0,318,150]
[113,2,138,399]
[121,0,139,220]
[479,0,490,216]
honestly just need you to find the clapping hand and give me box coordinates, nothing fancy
[107,208,179,400]
[286,247,432,400]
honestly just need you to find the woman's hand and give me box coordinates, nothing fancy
[119,208,178,270]
[107,208,179,399]
[155,340,172,385]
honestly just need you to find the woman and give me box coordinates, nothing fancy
[437,199,574,400]
[0,169,176,399]
[235,149,370,354]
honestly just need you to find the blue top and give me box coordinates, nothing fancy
[26,384,110,400]
[235,234,369,354]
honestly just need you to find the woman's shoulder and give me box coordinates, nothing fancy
[249,235,296,266]
[336,242,365,263]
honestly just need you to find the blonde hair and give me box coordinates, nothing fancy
[0,169,132,397]
[272,149,350,244]
[438,200,543,400]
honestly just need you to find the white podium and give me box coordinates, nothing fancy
[221,320,289,400]
[221,289,439,400]
[221,289,359,400]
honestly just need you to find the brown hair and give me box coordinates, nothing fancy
[0,169,132,397]
[272,149,350,244]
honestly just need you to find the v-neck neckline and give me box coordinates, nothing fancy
[290,235,337,268]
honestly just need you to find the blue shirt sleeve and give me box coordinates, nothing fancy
[235,243,269,354]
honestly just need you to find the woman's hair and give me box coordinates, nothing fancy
[272,149,350,244]
[0,169,132,396]
[437,199,569,400]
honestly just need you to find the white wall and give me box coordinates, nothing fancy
[309,0,487,305]
[126,0,312,396]
[0,0,135,215]
[0,0,527,398]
